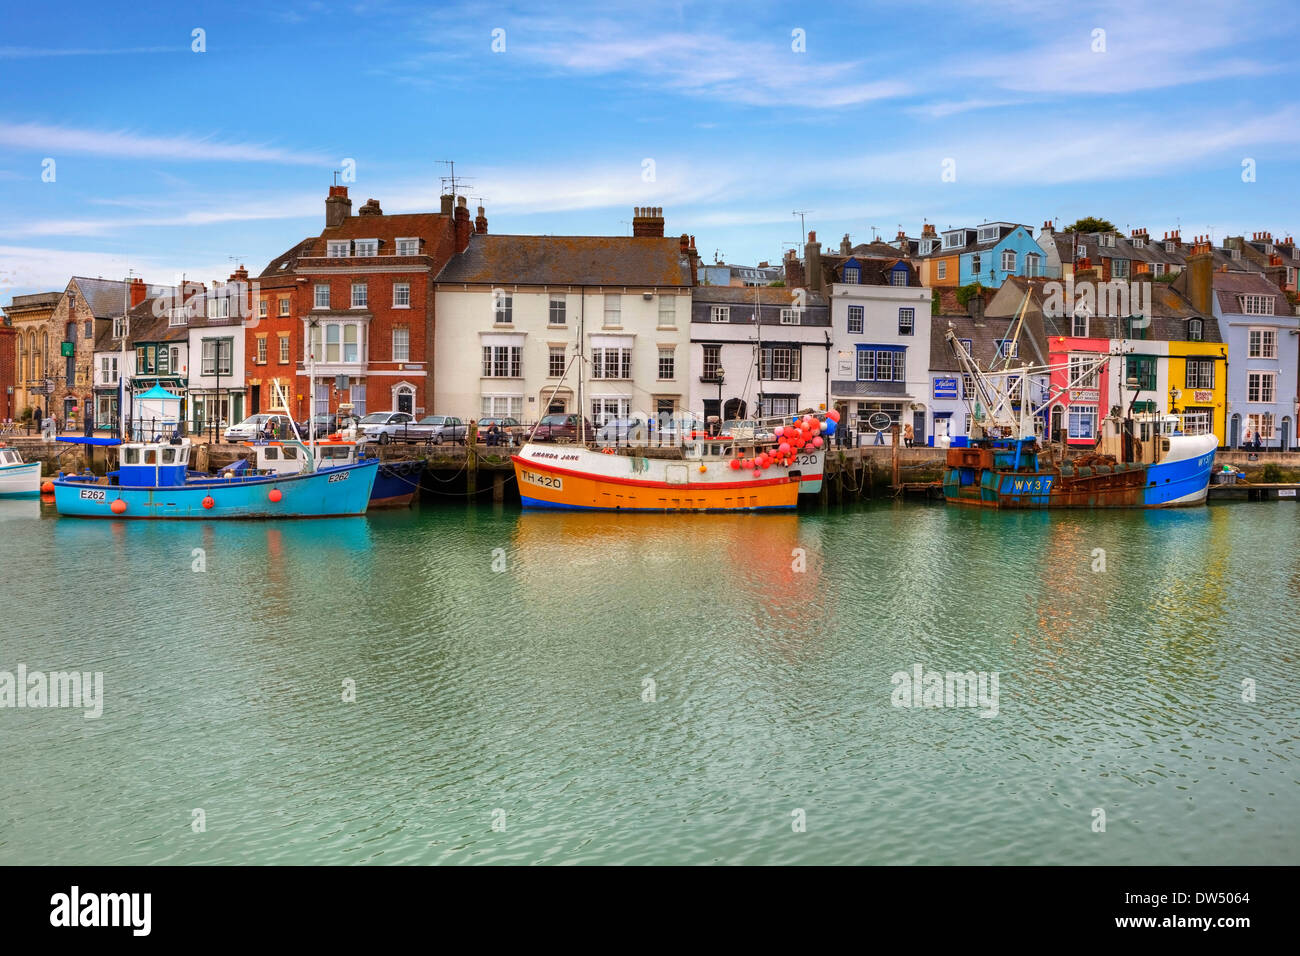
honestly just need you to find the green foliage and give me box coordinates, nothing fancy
[931,290,940,315]
[1153,271,1177,283]
[1063,217,1117,234]
[1261,463,1283,483]
[954,282,983,309]
[767,279,785,287]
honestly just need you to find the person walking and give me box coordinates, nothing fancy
[903,422,915,448]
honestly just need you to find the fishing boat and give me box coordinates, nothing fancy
[245,438,423,508]
[0,444,42,498]
[939,315,1216,509]
[513,417,829,512]
[52,435,377,519]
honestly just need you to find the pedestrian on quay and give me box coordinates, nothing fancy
[903,422,915,448]
[874,425,885,446]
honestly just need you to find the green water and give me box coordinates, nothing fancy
[1,498,1297,865]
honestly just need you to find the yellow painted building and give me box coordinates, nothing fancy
[1168,340,1228,445]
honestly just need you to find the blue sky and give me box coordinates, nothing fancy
[2,0,1299,296]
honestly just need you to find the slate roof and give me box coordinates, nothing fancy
[436,234,693,287]
[929,311,1051,373]
[258,237,316,280]
[990,275,1222,342]
[692,286,826,307]
[1211,271,1290,315]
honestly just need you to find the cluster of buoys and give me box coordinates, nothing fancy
[724,411,843,477]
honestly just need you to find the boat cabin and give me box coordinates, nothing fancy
[117,438,192,488]
[0,447,25,467]
[247,440,358,476]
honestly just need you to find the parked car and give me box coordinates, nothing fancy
[225,413,295,443]
[404,415,468,445]
[531,413,596,442]
[475,417,526,446]
[296,413,345,440]
[357,411,415,444]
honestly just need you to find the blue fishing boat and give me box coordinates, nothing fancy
[52,436,377,519]
[0,445,42,498]
[940,323,1215,509]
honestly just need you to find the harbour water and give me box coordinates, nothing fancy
[1,498,1297,865]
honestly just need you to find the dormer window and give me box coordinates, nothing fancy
[1188,318,1203,341]
[396,238,419,256]
[977,226,999,242]
[327,240,350,257]
[1230,249,1241,261]
[1165,242,1176,253]
[1077,244,1087,258]
[168,309,187,328]
[944,233,963,249]
[889,267,908,287]
[1132,238,1145,248]
[354,239,379,257]
[843,265,860,284]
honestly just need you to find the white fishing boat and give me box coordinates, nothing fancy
[0,445,42,498]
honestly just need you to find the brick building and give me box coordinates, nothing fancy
[0,324,15,422]
[254,186,468,419]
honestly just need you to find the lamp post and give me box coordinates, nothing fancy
[716,366,725,417]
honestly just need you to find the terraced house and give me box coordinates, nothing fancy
[254,185,465,421]
[1178,241,1299,449]
[922,221,1044,287]
[796,231,931,443]
[689,285,830,422]
[434,207,696,426]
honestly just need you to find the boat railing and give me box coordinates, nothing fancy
[1176,412,1212,436]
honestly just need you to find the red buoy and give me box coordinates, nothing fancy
[202,496,215,509]
[269,488,282,503]
[110,498,127,514]
[41,481,54,494]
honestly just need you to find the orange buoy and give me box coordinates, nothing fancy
[698,464,707,473]
[202,496,215,509]
[41,480,54,494]
[110,498,127,514]
[268,488,282,503]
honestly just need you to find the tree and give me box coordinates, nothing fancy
[1063,217,1117,234]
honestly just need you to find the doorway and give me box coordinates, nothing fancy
[1229,413,1240,449]
[723,398,747,421]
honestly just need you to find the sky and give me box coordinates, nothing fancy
[2,0,1299,297]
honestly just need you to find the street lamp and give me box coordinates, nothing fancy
[716,366,725,417]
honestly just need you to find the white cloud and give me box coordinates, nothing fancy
[0,121,328,164]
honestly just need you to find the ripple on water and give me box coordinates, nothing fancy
[0,500,1297,864]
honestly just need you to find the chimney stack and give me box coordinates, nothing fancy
[357,198,383,216]
[632,206,665,238]
[227,264,249,283]
[840,234,851,255]
[1186,240,1214,315]
[805,231,823,293]
[440,194,454,216]
[454,196,472,252]
[783,247,805,289]
[922,223,937,238]
[129,276,147,307]
[325,185,352,227]
[475,205,488,234]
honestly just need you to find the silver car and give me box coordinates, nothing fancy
[357,411,415,444]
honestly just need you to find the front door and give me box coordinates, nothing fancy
[397,389,413,414]
[912,410,925,447]
[1229,414,1240,448]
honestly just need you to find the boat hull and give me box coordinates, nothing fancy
[52,460,379,519]
[943,444,1216,509]
[0,461,42,498]
[370,459,423,508]
[512,444,800,511]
